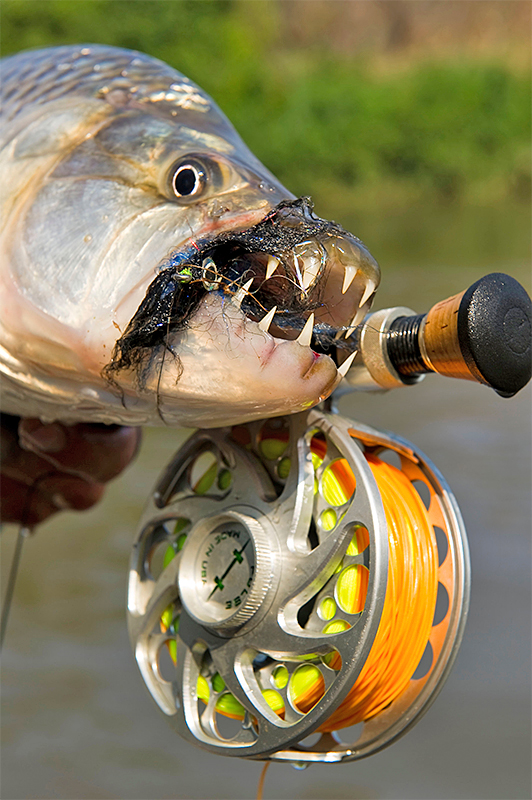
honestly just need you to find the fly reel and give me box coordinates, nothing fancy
[127,409,470,763]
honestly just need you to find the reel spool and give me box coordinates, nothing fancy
[127,410,470,763]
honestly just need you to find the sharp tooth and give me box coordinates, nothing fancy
[359,279,376,308]
[337,350,357,378]
[334,329,344,341]
[265,255,280,281]
[296,312,315,347]
[293,251,304,289]
[232,277,254,309]
[345,323,357,339]
[345,309,364,339]
[301,255,321,290]
[341,265,358,294]
[258,305,277,333]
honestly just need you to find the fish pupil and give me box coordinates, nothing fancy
[173,165,200,197]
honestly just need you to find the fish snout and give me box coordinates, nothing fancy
[196,197,381,356]
[104,198,380,425]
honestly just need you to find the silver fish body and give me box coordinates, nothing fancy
[0,45,379,428]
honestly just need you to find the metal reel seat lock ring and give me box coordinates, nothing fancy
[127,409,470,764]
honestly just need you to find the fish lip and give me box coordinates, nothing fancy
[259,330,324,378]
[300,349,331,381]
[192,203,282,241]
[103,197,380,388]
[156,203,288,272]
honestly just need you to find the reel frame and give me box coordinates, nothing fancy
[127,409,470,763]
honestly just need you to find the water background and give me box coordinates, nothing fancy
[1,202,530,800]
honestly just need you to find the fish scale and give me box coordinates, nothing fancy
[1,45,210,124]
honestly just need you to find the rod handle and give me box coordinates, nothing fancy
[389,273,531,397]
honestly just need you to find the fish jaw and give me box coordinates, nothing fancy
[136,294,339,427]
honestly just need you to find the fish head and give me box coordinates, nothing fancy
[107,197,380,427]
[0,46,379,426]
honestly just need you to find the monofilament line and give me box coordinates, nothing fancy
[0,525,30,653]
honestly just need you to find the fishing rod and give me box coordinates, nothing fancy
[127,271,530,765]
[337,272,531,397]
[2,272,529,668]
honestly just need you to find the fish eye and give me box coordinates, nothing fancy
[170,159,207,200]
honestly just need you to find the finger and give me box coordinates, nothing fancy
[1,474,57,526]
[0,471,107,526]
[17,420,142,483]
[1,474,57,527]
[0,417,55,487]
[43,473,107,511]
[1,417,141,527]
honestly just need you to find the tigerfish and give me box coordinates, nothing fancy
[0,45,379,428]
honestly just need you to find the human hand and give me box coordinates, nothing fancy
[0,415,142,527]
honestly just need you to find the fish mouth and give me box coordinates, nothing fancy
[103,197,380,393]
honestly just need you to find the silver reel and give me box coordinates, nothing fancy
[127,409,470,763]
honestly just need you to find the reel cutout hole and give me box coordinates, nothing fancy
[159,601,181,668]
[289,665,326,714]
[374,448,402,470]
[189,450,218,495]
[319,508,337,532]
[412,478,431,510]
[411,640,433,680]
[298,732,322,749]
[433,582,450,626]
[145,518,191,580]
[148,539,173,581]
[272,665,289,689]
[308,517,320,548]
[258,418,290,460]
[434,526,449,566]
[160,602,181,634]
[347,526,370,555]
[318,597,336,621]
[320,459,356,507]
[230,425,252,448]
[310,431,327,464]
[331,721,364,746]
[336,564,369,615]
[297,594,319,629]
[323,619,351,634]
[157,640,177,683]
[215,706,247,740]
[323,649,342,671]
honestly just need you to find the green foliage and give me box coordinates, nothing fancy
[1,0,530,210]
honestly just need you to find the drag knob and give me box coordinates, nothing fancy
[387,273,531,397]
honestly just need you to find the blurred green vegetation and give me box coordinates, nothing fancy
[1,0,530,271]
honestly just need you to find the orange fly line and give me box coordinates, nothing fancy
[293,451,439,730]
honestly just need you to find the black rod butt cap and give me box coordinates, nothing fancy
[458,273,531,397]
